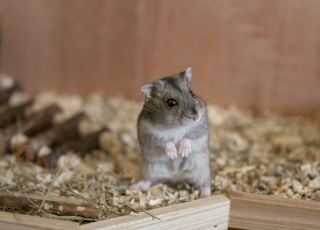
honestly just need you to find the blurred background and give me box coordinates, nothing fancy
[0,0,319,117]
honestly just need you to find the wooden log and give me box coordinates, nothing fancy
[0,195,102,219]
[0,103,62,154]
[0,99,34,128]
[37,127,110,168]
[0,81,22,106]
[21,103,62,136]
[0,211,79,230]
[46,112,88,147]
[80,195,230,230]
[15,144,37,162]
[228,190,320,230]
[15,112,88,162]
[36,149,62,168]
[59,127,110,153]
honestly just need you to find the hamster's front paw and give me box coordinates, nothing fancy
[165,141,178,159]
[177,139,191,157]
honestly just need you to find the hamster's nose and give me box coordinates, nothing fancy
[192,113,199,121]
[192,107,199,121]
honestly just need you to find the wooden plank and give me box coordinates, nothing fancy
[1,0,320,116]
[80,195,229,230]
[0,194,102,219]
[0,211,79,230]
[3,191,320,230]
[228,191,320,230]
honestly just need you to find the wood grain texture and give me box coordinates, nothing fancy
[0,0,320,116]
[0,195,101,219]
[0,211,79,230]
[80,195,230,230]
[0,195,229,230]
[228,191,320,230]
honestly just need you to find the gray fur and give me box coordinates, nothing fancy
[132,68,211,197]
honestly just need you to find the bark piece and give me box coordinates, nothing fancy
[0,103,62,154]
[0,81,22,106]
[15,112,88,162]
[0,99,34,128]
[37,128,110,169]
[59,127,110,153]
[0,195,102,219]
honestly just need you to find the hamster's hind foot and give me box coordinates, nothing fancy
[131,180,152,191]
[200,185,211,198]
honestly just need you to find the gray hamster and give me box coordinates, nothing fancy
[132,67,211,197]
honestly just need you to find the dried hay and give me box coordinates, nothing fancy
[0,91,319,224]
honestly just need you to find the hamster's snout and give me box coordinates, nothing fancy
[192,113,199,121]
[192,107,200,122]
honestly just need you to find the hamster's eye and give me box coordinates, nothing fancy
[167,99,178,107]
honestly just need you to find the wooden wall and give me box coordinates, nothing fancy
[0,0,319,116]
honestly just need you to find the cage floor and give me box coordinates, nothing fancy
[0,91,319,224]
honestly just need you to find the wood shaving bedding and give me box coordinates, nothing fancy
[0,91,319,223]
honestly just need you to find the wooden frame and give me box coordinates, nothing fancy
[2,1,320,117]
[1,192,320,230]
[0,195,230,230]
[0,211,78,230]
[229,191,320,230]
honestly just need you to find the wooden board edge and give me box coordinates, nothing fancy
[80,194,230,230]
[228,191,320,230]
[5,191,319,230]
[0,211,79,230]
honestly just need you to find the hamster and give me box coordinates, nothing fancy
[131,67,211,197]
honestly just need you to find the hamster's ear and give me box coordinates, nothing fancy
[141,84,156,98]
[183,67,192,82]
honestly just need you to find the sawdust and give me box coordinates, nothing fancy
[0,91,319,223]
